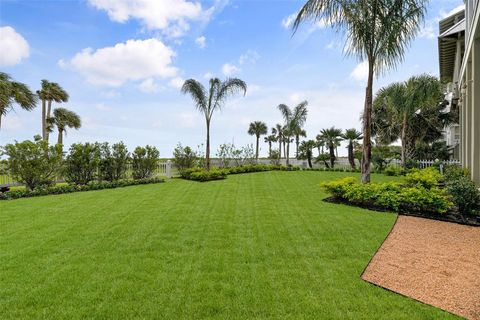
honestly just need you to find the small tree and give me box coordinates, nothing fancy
[3,135,63,191]
[132,146,159,179]
[98,142,129,182]
[173,143,199,171]
[297,140,316,168]
[64,143,101,185]
[269,149,281,165]
[216,143,234,168]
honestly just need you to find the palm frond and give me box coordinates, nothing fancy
[181,79,208,115]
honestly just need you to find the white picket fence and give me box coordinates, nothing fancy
[0,161,173,187]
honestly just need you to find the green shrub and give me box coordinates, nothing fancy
[444,165,469,182]
[446,175,480,216]
[173,143,199,171]
[0,178,165,200]
[399,186,452,214]
[3,136,63,191]
[64,142,101,185]
[98,142,129,182]
[181,168,227,182]
[405,167,442,189]
[384,165,404,176]
[132,146,159,179]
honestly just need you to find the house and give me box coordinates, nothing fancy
[439,1,480,185]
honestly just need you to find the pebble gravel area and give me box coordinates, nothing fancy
[362,215,480,320]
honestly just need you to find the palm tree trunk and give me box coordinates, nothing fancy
[401,113,407,167]
[295,135,299,158]
[286,142,290,165]
[307,154,312,168]
[278,140,282,160]
[206,118,211,171]
[41,99,46,140]
[45,100,52,143]
[361,60,374,184]
[329,145,335,168]
[58,128,63,145]
[348,142,356,169]
[283,141,286,158]
[268,141,272,157]
[255,135,259,161]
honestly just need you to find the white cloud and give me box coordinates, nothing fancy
[101,90,121,98]
[88,0,212,38]
[195,36,206,48]
[95,103,113,111]
[350,61,369,81]
[222,63,241,76]
[169,77,185,89]
[138,78,162,93]
[66,38,177,86]
[239,50,260,65]
[0,26,30,67]
[203,72,214,79]
[281,13,297,29]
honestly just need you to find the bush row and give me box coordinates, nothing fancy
[0,178,165,200]
[179,164,301,182]
[321,168,453,214]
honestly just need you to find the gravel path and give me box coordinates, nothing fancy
[362,215,480,320]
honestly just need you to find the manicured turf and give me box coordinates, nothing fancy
[0,171,458,319]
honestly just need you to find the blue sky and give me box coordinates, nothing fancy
[0,0,464,157]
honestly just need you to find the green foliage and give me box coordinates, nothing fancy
[3,136,63,191]
[180,168,228,182]
[173,143,198,171]
[383,165,404,176]
[0,178,164,200]
[444,165,469,182]
[132,146,160,180]
[444,168,480,216]
[98,142,129,182]
[371,145,400,172]
[321,168,453,214]
[405,167,442,189]
[64,143,101,185]
[269,149,280,165]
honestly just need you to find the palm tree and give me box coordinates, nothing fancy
[294,128,307,159]
[46,108,81,146]
[372,74,444,166]
[320,127,343,168]
[0,72,37,130]
[181,77,247,170]
[248,121,268,161]
[278,100,308,165]
[264,133,277,157]
[315,134,326,155]
[37,80,69,142]
[272,124,284,159]
[342,128,363,169]
[293,0,427,183]
[297,140,316,168]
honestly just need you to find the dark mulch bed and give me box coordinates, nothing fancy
[323,196,480,227]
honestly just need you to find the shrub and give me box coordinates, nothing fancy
[399,186,452,214]
[64,143,101,185]
[173,143,199,171]
[0,178,164,200]
[444,165,469,182]
[269,149,281,165]
[405,167,442,189]
[181,168,227,182]
[446,175,480,216]
[132,146,159,179]
[3,136,63,191]
[98,142,129,182]
[384,165,404,176]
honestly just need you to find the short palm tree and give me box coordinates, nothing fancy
[320,127,343,168]
[342,128,363,169]
[272,124,284,159]
[248,121,268,161]
[46,107,81,146]
[37,80,69,142]
[315,134,325,155]
[297,139,316,168]
[264,133,277,157]
[181,78,247,170]
[0,72,37,130]
[278,100,308,165]
[373,74,443,166]
[293,0,427,183]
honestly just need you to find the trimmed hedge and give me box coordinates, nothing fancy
[321,168,453,215]
[0,178,165,200]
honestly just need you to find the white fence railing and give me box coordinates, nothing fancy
[0,161,172,187]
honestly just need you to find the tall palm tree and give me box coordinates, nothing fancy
[372,74,444,166]
[264,134,277,157]
[181,77,247,170]
[342,128,363,169]
[294,128,307,159]
[272,124,283,159]
[46,107,81,146]
[0,72,37,130]
[37,80,69,142]
[278,100,308,165]
[293,0,427,183]
[248,121,268,161]
[320,127,343,168]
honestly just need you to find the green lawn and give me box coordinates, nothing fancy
[0,171,457,319]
